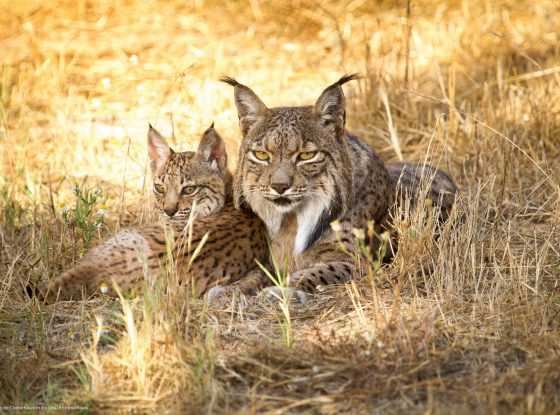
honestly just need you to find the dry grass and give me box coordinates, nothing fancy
[1,0,560,413]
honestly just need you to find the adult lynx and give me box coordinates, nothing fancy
[221,75,457,296]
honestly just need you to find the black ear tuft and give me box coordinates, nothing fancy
[204,122,215,135]
[219,76,242,87]
[334,73,360,87]
[314,74,359,130]
[219,76,269,137]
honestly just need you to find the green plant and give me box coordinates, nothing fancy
[257,255,294,348]
[0,187,25,228]
[61,184,105,250]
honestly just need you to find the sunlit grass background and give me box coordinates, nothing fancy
[1,0,560,413]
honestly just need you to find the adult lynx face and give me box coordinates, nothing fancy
[221,75,358,252]
[148,124,231,224]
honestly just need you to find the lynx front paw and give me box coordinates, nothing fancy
[259,286,308,305]
[206,285,231,304]
[206,285,247,308]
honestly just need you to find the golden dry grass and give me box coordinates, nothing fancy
[1,0,560,413]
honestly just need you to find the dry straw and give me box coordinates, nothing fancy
[1,0,559,413]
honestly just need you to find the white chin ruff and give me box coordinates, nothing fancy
[270,201,298,214]
[294,195,330,255]
[248,191,331,255]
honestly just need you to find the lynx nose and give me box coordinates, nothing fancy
[270,167,293,195]
[270,182,291,195]
[164,206,178,217]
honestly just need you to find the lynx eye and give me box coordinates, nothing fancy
[181,186,198,196]
[297,151,318,162]
[154,184,165,194]
[252,151,270,162]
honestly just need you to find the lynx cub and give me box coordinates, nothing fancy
[221,75,457,298]
[40,125,268,302]
[148,124,230,224]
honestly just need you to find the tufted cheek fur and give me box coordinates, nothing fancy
[233,142,249,210]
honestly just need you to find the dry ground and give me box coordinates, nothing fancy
[1,0,560,413]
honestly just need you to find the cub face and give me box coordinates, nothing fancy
[221,76,358,235]
[147,124,231,224]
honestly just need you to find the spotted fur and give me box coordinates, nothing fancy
[148,124,231,224]
[222,75,458,294]
[386,161,458,223]
[40,126,268,302]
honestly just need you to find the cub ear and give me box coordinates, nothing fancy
[147,124,172,175]
[195,122,227,172]
[314,74,359,130]
[220,76,269,137]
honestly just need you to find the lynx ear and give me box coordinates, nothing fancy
[314,74,359,130]
[147,124,172,174]
[195,122,227,172]
[220,76,269,137]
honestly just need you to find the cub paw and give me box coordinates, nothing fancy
[206,285,244,307]
[206,285,230,303]
[259,286,308,305]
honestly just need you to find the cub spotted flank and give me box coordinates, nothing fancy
[40,125,268,302]
[221,75,457,297]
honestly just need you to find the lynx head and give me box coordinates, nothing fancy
[147,123,231,223]
[221,75,358,251]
